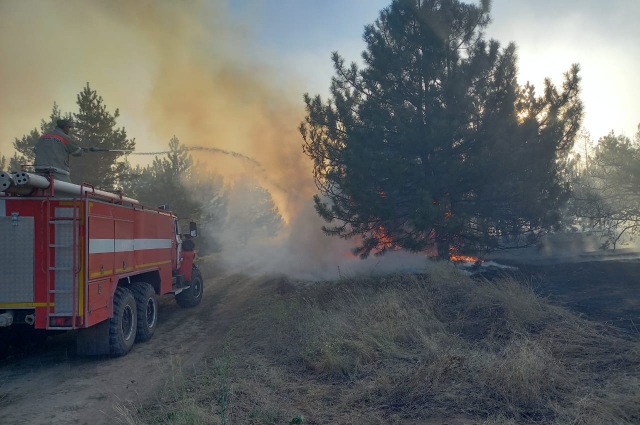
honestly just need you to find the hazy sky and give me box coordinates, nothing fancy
[229,0,640,140]
[1,0,638,162]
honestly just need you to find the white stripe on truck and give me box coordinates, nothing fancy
[89,238,173,254]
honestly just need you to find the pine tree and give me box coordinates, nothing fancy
[301,0,583,258]
[71,83,135,188]
[136,136,201,219]
[8,152,23,173]
[133,137,228,254]
[570,124,640,249]
[188,163,229,253]
[117,161,144,199]
[224,177,283,246]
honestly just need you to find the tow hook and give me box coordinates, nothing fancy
[0,311,14,327]
[24,314,35,326]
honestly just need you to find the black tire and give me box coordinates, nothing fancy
[109,286,137,357]
[176,267,203,308]
[131,282,158,343]
[0,328,10,358]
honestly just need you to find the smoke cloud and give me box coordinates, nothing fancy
[0,0,435,279]
[217,199,433,281]
[0,0,313,219]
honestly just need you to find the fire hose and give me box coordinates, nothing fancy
[1,146,288,196]
[88,146,261,166]
[87,146,289,194]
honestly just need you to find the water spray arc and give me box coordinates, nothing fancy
[89,146,261,166]
[89,145,294,196]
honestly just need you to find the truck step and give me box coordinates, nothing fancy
[49,267,72,271]
[49,290,73,294]
[49,244,73,248]
[49,220,74,224]
[48,313,77,317]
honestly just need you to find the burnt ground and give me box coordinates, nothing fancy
[480,258,640,333]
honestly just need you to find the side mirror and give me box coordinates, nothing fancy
[189,221,198,237]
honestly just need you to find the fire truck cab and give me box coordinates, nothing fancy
[0,170,204,357]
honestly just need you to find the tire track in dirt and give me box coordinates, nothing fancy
[0,272,242,425]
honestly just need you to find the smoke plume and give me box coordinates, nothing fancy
[0,0,312,218]
[0,0,434,279]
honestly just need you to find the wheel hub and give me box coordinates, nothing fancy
[146,298,157,328]
[122,305,134,341]
[192,278,202,298]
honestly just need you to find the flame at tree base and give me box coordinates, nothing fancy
[450,254,483,263]
[449,247,483,263]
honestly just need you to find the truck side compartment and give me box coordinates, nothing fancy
[0,172,203,357]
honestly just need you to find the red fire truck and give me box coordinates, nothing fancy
[0,169,204,357]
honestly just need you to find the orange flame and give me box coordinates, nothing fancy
[449,246,482,263]
[373,225,397,247]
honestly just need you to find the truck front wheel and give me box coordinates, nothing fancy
[176,267,203,308]
[109,287,137,357]
[132,282,158,343]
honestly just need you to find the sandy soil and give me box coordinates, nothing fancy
[0,271,247,425]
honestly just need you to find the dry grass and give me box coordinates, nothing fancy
[127,264,640,424]
[114,354,218,425]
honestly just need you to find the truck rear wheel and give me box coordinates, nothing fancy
[109,287,137,357]
[131,282,158,343]
[176,267,203,308]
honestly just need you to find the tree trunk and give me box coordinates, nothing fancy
[435,229,450,260]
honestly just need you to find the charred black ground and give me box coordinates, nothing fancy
[488,259,640,333]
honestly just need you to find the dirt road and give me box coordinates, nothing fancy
[0,271,247,425]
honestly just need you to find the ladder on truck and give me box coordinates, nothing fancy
[45,198,81,330]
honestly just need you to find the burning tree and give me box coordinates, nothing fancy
[301,0,583,259]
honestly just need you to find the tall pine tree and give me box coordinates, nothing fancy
[301,0,583,258]
[71,83,135,188]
